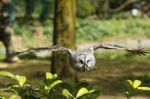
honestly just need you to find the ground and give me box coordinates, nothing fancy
[0,53,149,98]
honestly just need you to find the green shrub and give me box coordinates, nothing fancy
[0,71,100,99]
[124,80,150,99]
[77,0,96,18]
[76,18,150,43]
[0,71,149,99]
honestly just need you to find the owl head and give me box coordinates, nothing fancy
[71,48,96,72]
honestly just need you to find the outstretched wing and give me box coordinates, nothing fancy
[93,43,147,56]
[11,46,72,56]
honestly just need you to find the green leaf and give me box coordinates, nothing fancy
[9,95,17,99]
[44,85,48,90]
[126,80,133,86]
[7,85,19,95]
[46,72,53,79]
[9,84,19,88]
[62,89,74,99]
[53,74,57,79]
[0,96,5,99]
[16,75,26,87]
[125,80,134,93]
[0,71,16,79]
[137,87,150,91]
[88,90,95,93]
[49,80,62,90]
[76,87,95,98]
[133,80,141,88]
[76,87,88,98]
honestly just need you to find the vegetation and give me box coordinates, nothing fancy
[0,0,149,98]
[0,71,100,99]
[12,18,150,46]
[125,80,150,99]
[12,0,150,19]
[76,18,150,43]
[0,71,149,99]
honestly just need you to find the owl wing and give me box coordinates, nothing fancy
[11,46,72,56]
[93,43,147,56]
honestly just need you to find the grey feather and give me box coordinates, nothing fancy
[11,43,147,72]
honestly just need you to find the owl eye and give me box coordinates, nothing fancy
[87,59,90,63]
[79,60,84,64]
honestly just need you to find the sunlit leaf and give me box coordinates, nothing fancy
[137,87,150,91]
[0,71,16,80]
[76,87,95,98]
[124,80,134,94]
[46,72,53,79]
[9,84,19,88]
[89,90,95,93]
[133,80,141,88]
[49,80,62,90]
[9,95,17,99]
[62,89,74,99]
[0,96,5,99]
[53,74,57,79]
[16,75,27,87]
[44,85,48,90]
[126,80,133,86]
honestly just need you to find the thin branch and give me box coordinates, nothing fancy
[112,0,140,13]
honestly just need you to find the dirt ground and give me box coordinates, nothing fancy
[0,55,149,99]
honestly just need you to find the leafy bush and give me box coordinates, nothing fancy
[76,18,150,43]
[77,0,96,18]
[0,71,149,99]
[0,71,100,99]
[124,80,150,99]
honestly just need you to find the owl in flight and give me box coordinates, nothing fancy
[11,43,147,72]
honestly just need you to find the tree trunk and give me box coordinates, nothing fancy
[25,0,35,19]
[51,0,77,81]
[39,0,52,22]
[103,0,110,18]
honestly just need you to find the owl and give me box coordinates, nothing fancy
[11,43,147,72]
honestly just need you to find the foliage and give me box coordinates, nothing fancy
[0,71,99,99]
[13,20,52,48]
[0,96,5,99]
[60,80,101,99]
[62,88,95,99]
[77,0,96,18]
[76,18,150,43]
[124,80,150,99]
[12,0,150,19]
[12,18,150,47]
[0,71,149,99]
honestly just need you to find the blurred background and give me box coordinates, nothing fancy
[0,0,150,98]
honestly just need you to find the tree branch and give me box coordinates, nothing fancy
[112,0,140,13]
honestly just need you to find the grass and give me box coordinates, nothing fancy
[76,18,150,43]
[12,18,150,47]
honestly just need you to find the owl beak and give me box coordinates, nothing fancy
[80,64,86,72]
[83,64,90,71]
